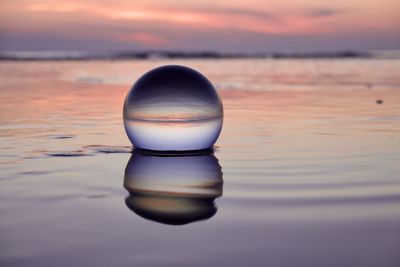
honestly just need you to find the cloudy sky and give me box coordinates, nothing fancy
[0,0,399,52]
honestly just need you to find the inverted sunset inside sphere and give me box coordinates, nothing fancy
[123,65,223,152]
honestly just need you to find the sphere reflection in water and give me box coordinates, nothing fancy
[123,65,223,151]
[123,152,223,225]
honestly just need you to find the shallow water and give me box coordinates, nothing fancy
[1,59,400,266]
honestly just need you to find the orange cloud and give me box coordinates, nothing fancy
[107,10,207,24]
[99,6,343,35]
[26,2,84,13]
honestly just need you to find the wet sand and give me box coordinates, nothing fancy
[1,59,400,266]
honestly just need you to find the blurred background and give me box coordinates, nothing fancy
[1,0,399,55]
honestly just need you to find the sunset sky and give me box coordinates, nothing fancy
[0,0,399,52]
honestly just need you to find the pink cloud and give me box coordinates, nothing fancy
[119,32,169,46]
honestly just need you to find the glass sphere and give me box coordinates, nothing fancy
[123,65,223,152]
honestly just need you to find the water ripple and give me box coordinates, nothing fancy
[82,145,132,154]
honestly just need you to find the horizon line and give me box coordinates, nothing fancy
[1,50,400,61]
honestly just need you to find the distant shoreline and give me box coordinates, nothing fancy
[0,50,389,61]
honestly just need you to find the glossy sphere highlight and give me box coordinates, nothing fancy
[123,65,223,151]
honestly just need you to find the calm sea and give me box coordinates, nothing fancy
[1,58,400,266]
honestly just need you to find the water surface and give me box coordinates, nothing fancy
[1,59,400,266]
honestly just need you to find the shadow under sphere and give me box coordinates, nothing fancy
[123,152,223,225]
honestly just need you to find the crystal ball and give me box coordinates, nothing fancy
[123,65,223,151]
